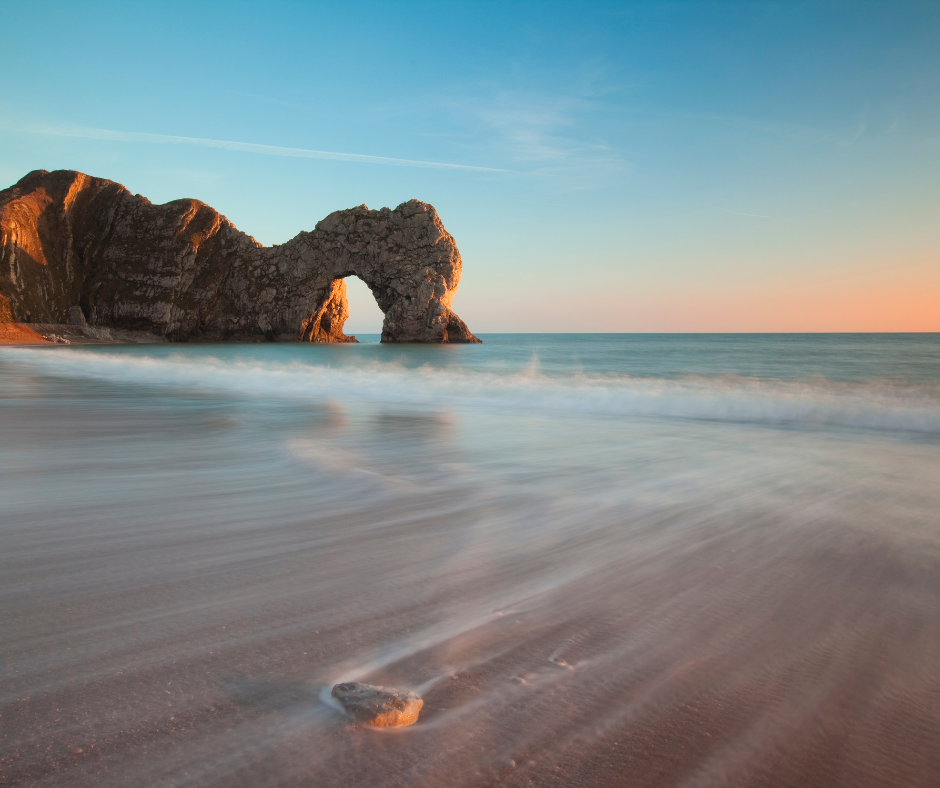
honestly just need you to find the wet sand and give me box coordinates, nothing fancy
[1,340,938,787]
[3,489,938,787]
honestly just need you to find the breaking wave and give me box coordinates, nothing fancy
[5,346,940,434]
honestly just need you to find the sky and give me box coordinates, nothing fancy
[1,0,938,333]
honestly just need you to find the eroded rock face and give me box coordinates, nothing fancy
[0,169,480,343]
[300,279,356,343]
[331,682,423,728]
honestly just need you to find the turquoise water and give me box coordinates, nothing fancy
[354,332,940,383]
[5,333,938,432]
[1,334,939,787]
[34,331,939,381]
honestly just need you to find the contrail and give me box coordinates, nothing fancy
[3,121,510,173]
[704,204,769,218]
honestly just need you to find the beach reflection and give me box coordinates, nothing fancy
[1,340,938,787]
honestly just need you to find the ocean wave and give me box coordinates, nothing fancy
[4,347,940,434]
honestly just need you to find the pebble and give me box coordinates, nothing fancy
[331,681,423,728]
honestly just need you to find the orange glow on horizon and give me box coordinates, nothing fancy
[461,248,940,333]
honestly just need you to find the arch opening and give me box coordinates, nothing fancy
[299,275,386,344]
[342,275,385,338]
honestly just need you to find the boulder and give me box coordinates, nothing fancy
[331,681,423,728]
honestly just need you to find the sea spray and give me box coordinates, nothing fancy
[4,342,940,433]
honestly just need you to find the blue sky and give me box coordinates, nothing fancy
[1,1,938,331]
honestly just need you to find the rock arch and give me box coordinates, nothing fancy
[0,170,481,343]
[290,200,480,343]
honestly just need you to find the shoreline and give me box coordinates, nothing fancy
[0,322,52,345]
[0,322,112,346]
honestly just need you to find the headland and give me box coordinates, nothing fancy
[0,169,480,345]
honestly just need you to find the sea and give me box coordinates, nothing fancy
[1,334,938,787]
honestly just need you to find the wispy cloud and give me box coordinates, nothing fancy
[665,109,834,146]
[0,120,511,173]
[703,205,769,218]
[447,91,630,180]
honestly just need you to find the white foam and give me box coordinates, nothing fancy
[4,347,939,434]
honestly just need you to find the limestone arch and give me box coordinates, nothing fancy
[0,171,480,344]
[294,200,480,344]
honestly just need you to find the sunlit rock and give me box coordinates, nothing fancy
[331,681,423,727]
[0,169,480,343]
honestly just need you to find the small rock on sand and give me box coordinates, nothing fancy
[331,682,423,728]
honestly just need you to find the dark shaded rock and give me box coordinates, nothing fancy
[331,681,423,727]
[0,169,480,343]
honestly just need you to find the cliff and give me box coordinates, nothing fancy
[0,169,480,343]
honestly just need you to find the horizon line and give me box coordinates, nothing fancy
[341,330,940,335]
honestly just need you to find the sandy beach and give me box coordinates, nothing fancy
[1,336,938,787]
[0,322,51,345]
[3,2,937,784]
[0,323,165,347]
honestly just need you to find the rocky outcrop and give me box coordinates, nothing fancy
[331,682,423,727]
[0,169,480,343]
[300,279,356,343]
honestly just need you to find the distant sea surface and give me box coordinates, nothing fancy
[2,334,939,787]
